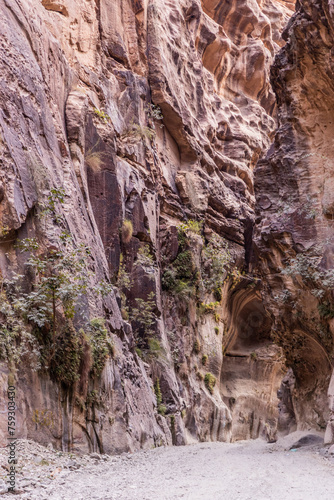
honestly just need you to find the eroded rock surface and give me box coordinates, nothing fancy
[254,0,334,440]
[0,0,293,453]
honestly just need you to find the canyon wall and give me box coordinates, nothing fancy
[0,0,295,453]
[254,0,334,441]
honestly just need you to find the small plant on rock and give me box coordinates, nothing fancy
[123,121,156,141]
[148,337,162,358]
[178,220,203,238]
[201,233,233,296]
[116,254,133,297]
[88,318,114,377]
[38,187,66,225]
[161,219,204,301]
[0,280,41,370]
[204,372,216,394]
[154,378,162,406]
[318,301,334,319]
[136,244,155,267]
[129,291,156,339]
[85,149,105,172]
[135,346,143,359]
[198,301,220,316]
[49,319,85,386]
[94,108,110,123]
[13,237,92,339]
[158,404,167,416]
[170,415,175,432]
[146,103,164,127]
[250,352,258,361]
[193,339,201,354]
[121,219,133,243]
[0,224,10,238]
[86,390,102,407]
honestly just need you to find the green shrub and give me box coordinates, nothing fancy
[162,269,177,291]
[214,326,219,335]
[162,221,201,301]
[133,124,156,140]
[117,254,133,292]
[121,308,129,320]
[198,301,219,315]
[94,108,110,123]
[250,352,258,361]
[155,378,162,406]
[202,354,208,366]
[0,224,10,238]
[129,291,156,339]
[0,287,41,370]
[174,280,196,299]
[178,220,203,237]
[135,346,143,358]
[0,189,116,385]
[173,251,194,280]
[136,245,154,267]
[193,339,201,354]
[88,318,114,377]
[146,103,164,125]
[148,338,162,357]
[201,233,233,295]
[158,404,167,416]
[204,373,216,394]
[123,121,156,141]
[50,320,84,386]
[282,254,334,297]
[75,396,85,411]
[86,390,102,406]
[318,301,334,319]
[213,287,222,302]
[13,236,93,330]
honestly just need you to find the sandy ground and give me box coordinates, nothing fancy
[1,432,333,499]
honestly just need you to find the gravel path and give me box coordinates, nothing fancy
[1,433,333,499]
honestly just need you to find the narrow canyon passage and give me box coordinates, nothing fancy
[0,0,298,455]
[1,0,334,496]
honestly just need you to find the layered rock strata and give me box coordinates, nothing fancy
[0,0,292,452]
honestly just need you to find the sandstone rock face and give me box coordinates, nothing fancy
[0,0,292,452]
[254,0,334,439]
